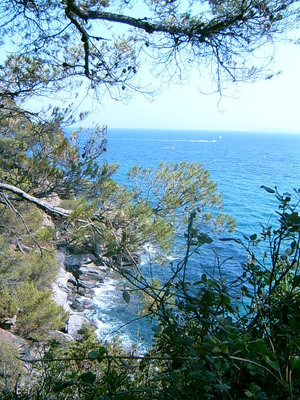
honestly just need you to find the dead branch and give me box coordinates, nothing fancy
[0,183,72,218]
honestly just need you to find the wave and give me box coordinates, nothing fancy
[139,244,157,266]
[117,138,217,143]
[90,277,151,352]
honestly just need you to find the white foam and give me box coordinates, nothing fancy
[142,243,156,254]
[119,138,217,143]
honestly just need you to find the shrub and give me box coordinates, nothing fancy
[14,282,68,339]
[0,339,23,394]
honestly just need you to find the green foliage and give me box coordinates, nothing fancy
[147,188,300,399]
[69,199,97,221]
[0,340,23,394]
[57,160,232,271]
[0,101,297,398]
[0,0,297,105]
[34,226,56,246]
[129,162,235,235]
[0,247,59,290]
[105,187,174,257]
[13,282,67,339]
[0,202,43,247]
[0,102,110,200]
[4,187,297,399]
[23,328,141,400]
[1,279,67,340]
[0,239,65,339]
[0,288,17,322]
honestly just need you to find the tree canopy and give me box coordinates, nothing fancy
[0,0,299,111]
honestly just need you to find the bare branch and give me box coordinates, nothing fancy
[0,183,72,218]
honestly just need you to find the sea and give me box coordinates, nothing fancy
[84,129,300,350]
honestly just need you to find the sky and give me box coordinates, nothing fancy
[79,41,300,133]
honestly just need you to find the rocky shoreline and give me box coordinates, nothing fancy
[0,246,110,383]
[51,247,109,340]
[0,194,130,369]
[42,194,109,341]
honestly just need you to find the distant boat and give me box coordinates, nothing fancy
[219,135,222,139]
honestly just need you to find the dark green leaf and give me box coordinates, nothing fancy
[213,383,231,390]
[261,185,275,193]
[197,233,213,245]
[80,371,96,384]
[265,357,280,372]
[122,290,130,304]
[162,324,177,335]
[185,303,198,311]
[53,380,74,393]
[219,237,235,242]
[292,275,300,288]
[291,356,300,371]
[248,340,268,354]
[152,325,161,333]
[88,350,100,359]
[183,334,194,346]
[88,346,107,362]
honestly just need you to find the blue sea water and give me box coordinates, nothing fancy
[89,129,300,349]
[105,129,299,233]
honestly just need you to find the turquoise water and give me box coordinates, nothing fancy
[90,129,300,348]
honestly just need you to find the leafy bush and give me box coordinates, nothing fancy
[0,249,66,339]
[149,187,300,399]
[0,288,17,323]
[14,282,67,339]
[0,245,59,288]
[20,250,59,290]
[2,188,298,399]
[0,203,43,246]
[34,226,56,246]
[0,340,23,394]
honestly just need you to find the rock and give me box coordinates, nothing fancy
[67,276,77,287]
[69,298,94,312]
[49,330,74,343]
[84,275,104,284]
[65,257,107,298]
[3,315,17,329]
[41,194,60,227]
[77,279,98,289]
[79,263,106,275]
[65,253,96,269]
[68,291,94,309]
[67,313,91,340]
[51,254,74,313]
[76,287,90,297]
[52,248,109,340]
[0,327,33,361]
[51,282,72,313]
